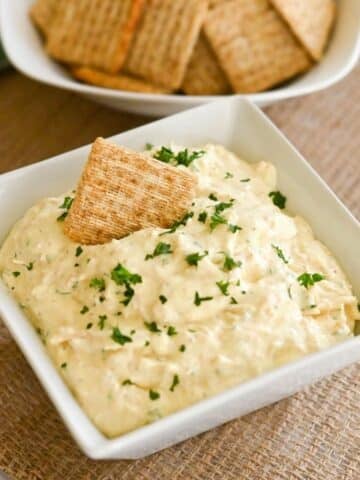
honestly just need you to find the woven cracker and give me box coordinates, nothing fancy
[204,0,312,93]
[72,67,172,94]
[29,0,60,36]
[270,0,336,60]
[64,138,197,245]
[124,0,209,90]
[182,34,231,95]
[46,0,145,73]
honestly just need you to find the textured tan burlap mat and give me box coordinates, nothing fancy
[0,67,359,480]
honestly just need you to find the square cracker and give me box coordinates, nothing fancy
[64,138,197,245]
[182,34,231,95]
[30,0,61,36]
[270,0,336,60]
[204,0,311,93]
[72,67,172,94]
[124,0,209,90]
[46,0,145,73]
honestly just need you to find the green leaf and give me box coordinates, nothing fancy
[170,374,180,392]
[269,191,286,209]
[272,244,289,264]
[216,280,230,296]
[145,242,173,260]
[297,272,325,289]
[111,264,142,286]
[149,389,160,400]
[89,277,106,292]
[194,291,213,306]
[185,251,208,266]
[144,321,162,333]
[222,253,241,272]
[111,327,132,345]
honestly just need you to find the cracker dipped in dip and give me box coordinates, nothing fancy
[0,144,357,437]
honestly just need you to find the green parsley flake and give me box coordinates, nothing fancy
[159,295,168,304]
[269,190,287,209]
[154,147,205,167]
[209,193,218,201]
[12,271,20,277]
[209,212,227,231]
[185,251,208,267]
[170,374,180,392]
[198,211,208,223]
[57,196,74,222]
[154,146,174,163]
[224,172,234,179]
[145,242,173,260]
[111,264,142,286]
[75,246,83,257]
[98,315,107,330]
[121,283,135,306]
[297,273,325,289]
[144,321,162,333]
[111,327,132,345]
[61,362,67,369]
[26,262,34,271]
[89,277,106,292]
[214,200,234,214]
[240,178,250,182]
[86,322,93,330]
[272,244,289,264]
[216,280,230,296]
[122,379,134,386]
[179,344,186,352]
[228,224,242,233]
[222,253,242,272]
[145,142,154,151]
[160,211,193,235]
[149,389,160,400]
[230,297,238,304]
[167,326,177,336]
[194,291,213,306]
[80,305,89,314]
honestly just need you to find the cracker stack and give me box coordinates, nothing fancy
[64,138,197,245]
[30,0,336,94]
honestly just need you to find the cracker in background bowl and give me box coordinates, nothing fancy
[30,0,62,36]
[46,0,145,73]
[204,0,312,93]
[270,0,336,60]
[64,138,197,245]
[124,0,209,90]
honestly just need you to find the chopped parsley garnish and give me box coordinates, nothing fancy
[111,263,142,286]
[99,295,105,303]
[75,246,83,257]
[154,147,205,167]
[272,244,289,264]
[89,277,106,292]
[194,291,213,306]
[144,321,161,333]
[167,326,177,336]
[198,211,208,223]
[144,340,150,346]
[170,374,180,392]
[145,242,173,260]
[98,315,107,330]
[80,305,89,314]
[269,190,286,209]
[159,295,168,304]
[185,251,208,267]
[228,224,242,233]
[209,212,227,231]
[61,362,67,369]
[225,172,234,179]
[149,389,160,400]
[26,262,34,271]
[354,320,360,336]
[111,263,142,307]
[145,142,154,151]
[209,193,218,201]
[297,273,325,289]
[122,379,134,386]
[111,327,132,345]
[86,322,93,330]
[160,211,193,235]
[12,271,20,277]
[214,200,234,213]
[216,280,230,296]
[57,196,74,221]
[230,297,238,304]
[240,178,250,182]
[222,253,242,272]
[179,344,186,352]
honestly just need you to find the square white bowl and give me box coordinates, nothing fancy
[1,0,360,116]
[0,98,359,459]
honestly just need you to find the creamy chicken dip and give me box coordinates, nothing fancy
[0,144,358,438]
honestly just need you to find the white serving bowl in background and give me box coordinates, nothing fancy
[1,0,360,116]
[0,97,359,459]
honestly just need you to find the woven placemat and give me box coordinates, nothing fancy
[0,66,359,480]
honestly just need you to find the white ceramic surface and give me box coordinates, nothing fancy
[0,98,359,459]
[1,0,360,116]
